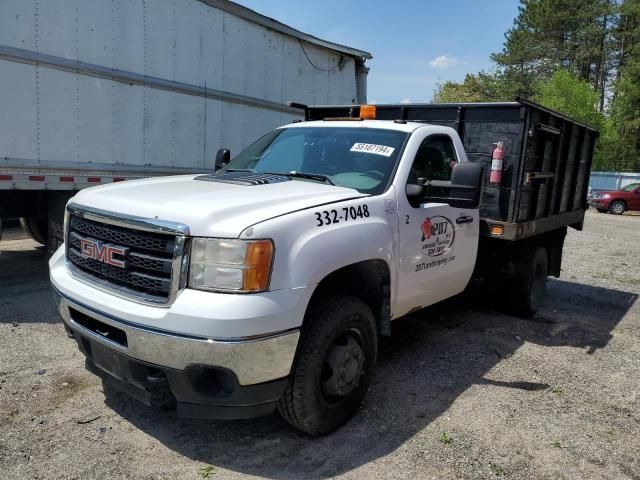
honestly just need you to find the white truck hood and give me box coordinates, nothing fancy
[70,174,366,237]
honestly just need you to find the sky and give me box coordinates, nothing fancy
[234,0,521,104]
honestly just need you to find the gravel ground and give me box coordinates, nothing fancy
[1,210,638,480]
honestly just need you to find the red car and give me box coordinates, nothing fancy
[590,182,640,214]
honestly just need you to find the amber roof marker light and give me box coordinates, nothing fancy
[359,105,377,119]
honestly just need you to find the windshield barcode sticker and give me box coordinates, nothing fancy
[350,143,395,157]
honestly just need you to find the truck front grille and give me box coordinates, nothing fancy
[66,212,187,304]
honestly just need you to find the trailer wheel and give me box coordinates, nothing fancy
[608,200,625,215]
[19,217,48,246]
[507,246,548,317]
[278,295,377,435]
[45,192,71,258]
[47,217,65,258]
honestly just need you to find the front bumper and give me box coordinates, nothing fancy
[53,287,298,418]
[49,247,310,419]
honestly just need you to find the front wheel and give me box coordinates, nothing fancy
[609,200,625,215]
[278,295,377,435]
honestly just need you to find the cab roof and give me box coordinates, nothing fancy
[281,119,429,133]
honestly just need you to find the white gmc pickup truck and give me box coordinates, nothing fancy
[50,101,596,434]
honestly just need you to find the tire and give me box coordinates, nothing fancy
[608,200,625,215]
[45,192,72,258]
[47,216,64,258]
[507,246,548,317]
[278,295,378,435]
[19,216,48,245]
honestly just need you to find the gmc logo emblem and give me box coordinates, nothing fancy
[79,239,129,268]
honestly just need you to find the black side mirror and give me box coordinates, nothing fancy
[215,148,231,171]
[419,163,483,209]
[448,162,483,208]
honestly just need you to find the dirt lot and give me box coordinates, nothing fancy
[1,210,638,480]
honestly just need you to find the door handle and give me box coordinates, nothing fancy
[456,215,473,224]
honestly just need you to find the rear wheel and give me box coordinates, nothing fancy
[278,295,377,435]
[609,200,625,215]
[46,192,71,258]
[19,217,48,245]
[507,246,548,317]
[47,216,64,257]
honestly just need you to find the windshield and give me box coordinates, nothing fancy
[620,183,639,192]
[222,127,408,194]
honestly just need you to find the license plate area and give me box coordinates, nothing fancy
[91,341,126,380]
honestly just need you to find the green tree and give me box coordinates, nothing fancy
[492,0,616,108]
[534,70,603,128]
[430,0,639,172]
[610,0,640,171]
[432,71,508,103]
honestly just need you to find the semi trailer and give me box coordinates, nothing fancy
[0,0,371,253]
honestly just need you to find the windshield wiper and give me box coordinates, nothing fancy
[264,171,335,185]
[225,168,257,173]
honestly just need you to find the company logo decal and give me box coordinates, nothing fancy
[421,218,433,241]
[80,238,129,268]
[420,216,455,257]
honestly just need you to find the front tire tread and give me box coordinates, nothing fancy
[278,295,377,435]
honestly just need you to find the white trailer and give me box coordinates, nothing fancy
[0,0,371,251]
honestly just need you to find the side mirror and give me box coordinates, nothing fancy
[448,162,483,208]
[421,163,483,209]
[215,148,231,171]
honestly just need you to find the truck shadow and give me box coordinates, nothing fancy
[104,278,637,479]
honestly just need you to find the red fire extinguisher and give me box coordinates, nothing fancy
[490,141,505,185]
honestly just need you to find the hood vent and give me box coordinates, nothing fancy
[195,172,291,186]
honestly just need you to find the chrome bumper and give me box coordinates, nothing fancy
[53,288,300,386]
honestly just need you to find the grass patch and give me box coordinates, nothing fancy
[438,432,452,444]
[198,465,216,478]
[490,463,506,476]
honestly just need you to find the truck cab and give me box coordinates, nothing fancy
[50,101,595,435]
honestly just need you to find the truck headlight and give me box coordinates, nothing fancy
[188,238,274,293]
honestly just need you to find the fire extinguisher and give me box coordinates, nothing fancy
[490,141,505,185]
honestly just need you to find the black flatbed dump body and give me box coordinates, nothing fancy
[303,99,599,241]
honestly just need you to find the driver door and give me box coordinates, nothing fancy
[395,133,479,315]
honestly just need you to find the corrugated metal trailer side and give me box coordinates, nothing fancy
[0,0,371,250]
[0,0,370,189]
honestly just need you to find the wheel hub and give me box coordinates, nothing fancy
[321,334,365,397]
